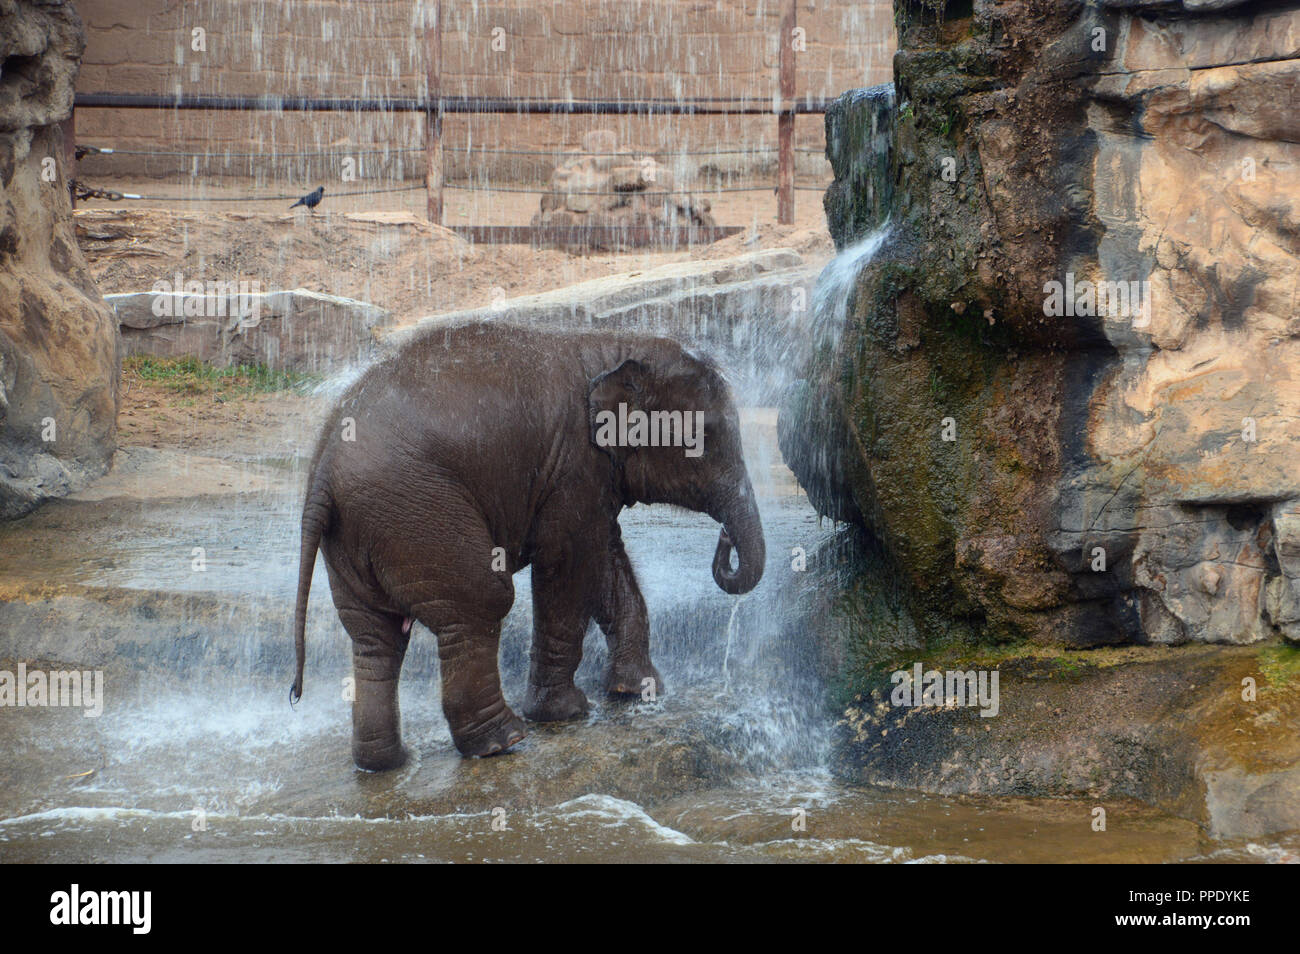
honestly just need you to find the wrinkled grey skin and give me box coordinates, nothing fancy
[292,321,765,769]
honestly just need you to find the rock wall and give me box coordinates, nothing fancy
[782,0,1300,649]
[0,0,119,519]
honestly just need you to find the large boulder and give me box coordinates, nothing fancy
[532,130,715,249]
[781,0,1300,649]
[105,288,394,374]
[0,0,119,519]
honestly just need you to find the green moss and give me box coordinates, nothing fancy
[926,366,948,403]
[832,639,1115,706]
[825,537,924,707]
[1258,644,1300,692]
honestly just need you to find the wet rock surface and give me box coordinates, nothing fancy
[835,645,1300,839]
[531,129,716,249]
[0,0,119,519]
[106,288,394,374]
[781,0,1300,650]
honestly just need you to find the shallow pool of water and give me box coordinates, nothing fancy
[1,435,1295,864]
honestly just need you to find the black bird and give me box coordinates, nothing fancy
[290,186,324,211]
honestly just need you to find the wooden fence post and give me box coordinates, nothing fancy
[425,1,443,225]
[777,0,796,225]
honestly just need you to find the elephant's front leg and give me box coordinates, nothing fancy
[597,532,663,699]
[522,560,596,723]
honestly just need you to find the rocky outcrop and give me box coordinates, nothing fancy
[105,288,394,374]
[834,644,1300,839]
[822,86,895,251]
[782,0,1300,650]
[531,130,717,250]
[0,0,119,519]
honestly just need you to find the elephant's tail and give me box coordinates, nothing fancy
[291,482,330,706]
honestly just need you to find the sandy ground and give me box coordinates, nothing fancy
[80,185,832,457]
[78,182,832,322]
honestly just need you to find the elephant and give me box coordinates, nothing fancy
[290,321,766,769]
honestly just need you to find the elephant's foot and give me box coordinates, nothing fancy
[604,658,664,698]
[353,738,409,773]
[352,675,408,772]
[522,682,589,722]
[452,708,528,758]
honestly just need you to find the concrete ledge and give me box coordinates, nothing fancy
[105,288,395,373]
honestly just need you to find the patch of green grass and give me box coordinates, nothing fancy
[926,366,950,403]
[125,355,318,397]
[1258,644,1300,691]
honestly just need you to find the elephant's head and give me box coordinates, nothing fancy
[588,347,765,595]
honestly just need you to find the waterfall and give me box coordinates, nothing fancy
[623,223,897,775]
[810,222,892,352]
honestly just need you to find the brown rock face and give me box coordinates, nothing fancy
[0,0,119,519]
[531,129,715,249]
[783,0,1300,648]
[1083,3,1300,646]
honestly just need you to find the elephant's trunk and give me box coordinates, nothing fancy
[712,484,765,595]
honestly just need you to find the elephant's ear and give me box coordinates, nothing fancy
[588,358,648,462]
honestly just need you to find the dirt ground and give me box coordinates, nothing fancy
[77,177,832,230]
[79,187,832,322]
[80,187,833,456]
[115,371,317,460]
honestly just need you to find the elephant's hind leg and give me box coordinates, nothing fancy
[427,614,527,757]
[334,601,411,772]
[374,494,526,757]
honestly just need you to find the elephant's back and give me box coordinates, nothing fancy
[391,322,586,425]
[402,320,579,384]
[323,321,588,481]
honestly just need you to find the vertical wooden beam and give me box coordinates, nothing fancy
[425,1,444,225]
[777,0,796,225]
